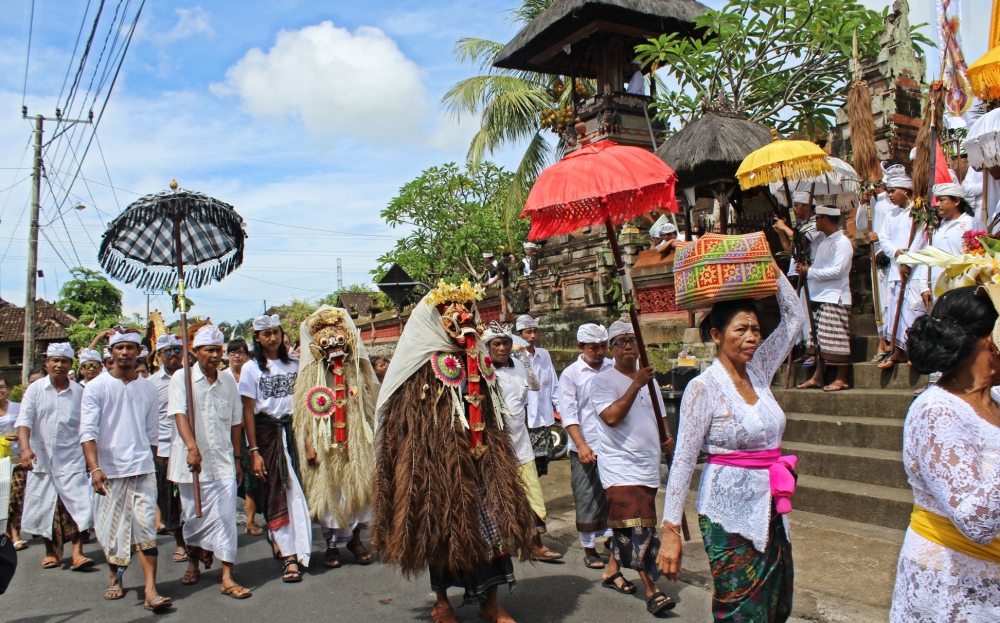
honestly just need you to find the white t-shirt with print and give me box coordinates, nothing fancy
[237,358,298,418]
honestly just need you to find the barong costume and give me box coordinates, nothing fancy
[559,324,615,548]
[806,210,854,360]
[371,281,535,605]
[292,307,377,547]
[80,333,161,567]
[591,323,668,582]
[238,314,311,566]
[18,347,93,547]
[150,333,183,533]
[663,276,804,622]
[167,326,242,564]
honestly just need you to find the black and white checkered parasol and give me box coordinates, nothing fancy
[98,187,246,291]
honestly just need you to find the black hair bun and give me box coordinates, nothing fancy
[906,316,971,375]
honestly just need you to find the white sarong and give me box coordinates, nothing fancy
[21,470,93,539]
[886,281,926,350]
[180,479,238,564]
[320,503,371,547]
[93,473,158,566]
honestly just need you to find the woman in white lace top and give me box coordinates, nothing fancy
[890,286,1000,622]
[658,262,804,622]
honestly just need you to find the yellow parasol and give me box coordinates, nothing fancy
[968,45,1000,102]
[735,136,832,191]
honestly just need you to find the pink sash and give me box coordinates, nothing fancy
[704,448,798,514]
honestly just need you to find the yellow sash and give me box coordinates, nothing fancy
[909,505,1000,563]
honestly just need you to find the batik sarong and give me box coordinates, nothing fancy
[154,456,182,532]
[699,507,794,623]
[518,461,547,534]
[606,485,661,581]
[93,474,158,566]
[7,465,25,533]
[814,303,851,358]
[528,426,553,476]
[569,451,608,533]
[179,479,238,564]
[253,413,300,532]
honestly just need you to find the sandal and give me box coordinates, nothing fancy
[324,547,341,569]
[104,585,125,600]
[530,547,564,563]
[144,595,172,612]
[870,351,892,364]
[646,591,675,615]
[878,358,903,370]
[245,522,263,537]
[583,552,605,569]
[801,356,817,368]
[13,540,27,551]
[181,568,200,585]
[346,538,373,565]
[282,560,302,583]
[478,604,516,623]
[432,603,459,623]
[602,571,637,594]
[172,550,188,563]
[41,557,60,569]
[222,584,252,599]
[70,557,94,571]
[823,382,850,393]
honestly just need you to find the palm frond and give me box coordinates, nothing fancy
[507,0,555,25]
[453,38,505,71]
[442,75,551,121]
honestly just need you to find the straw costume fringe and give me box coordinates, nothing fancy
[912,83,946,198]
[848,81,882,183]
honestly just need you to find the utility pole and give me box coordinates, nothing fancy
[21,108,91,383]
[337,258,343,290]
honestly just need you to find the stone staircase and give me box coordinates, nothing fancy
[772,314,920,530]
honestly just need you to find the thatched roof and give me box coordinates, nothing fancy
[657,111,772,188]
[494,0,707,76]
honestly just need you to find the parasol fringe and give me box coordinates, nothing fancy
[913,83,946,197]
[525,182,677,240]
[848,82,881,183]
[968,46,1000,101]
[736,156,833,190]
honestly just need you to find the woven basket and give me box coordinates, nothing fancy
[673,232,778,310]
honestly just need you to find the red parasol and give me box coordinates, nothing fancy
[521,141,678,447]
[522,141,678,239]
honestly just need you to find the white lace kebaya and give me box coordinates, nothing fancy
[662,276,804,552]
[889,386,1000,623]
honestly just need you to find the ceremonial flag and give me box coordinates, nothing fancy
[937,0,973,123]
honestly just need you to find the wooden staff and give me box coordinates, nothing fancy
[868,200,883,326]
[173,217,202,517]
[888,219,919,353]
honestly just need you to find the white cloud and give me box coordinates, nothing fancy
[211,21,430,142]
[159,7,215,43]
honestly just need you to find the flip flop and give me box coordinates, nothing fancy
[824,384,850,392]
[41,557,60,569]
[104,585,125,600]
[602,571,636,594]
[801,356,817,368]
[181,568,200,585]
[530,548,564,563]
[432,603,458,623]
[70,557,94,571]
[144,596,172,612]
[870,351,892,364]
[646,591,675,615]
[245,522,263,537]
[478,605,516,623]
[222,585,252,600]
[878,358,903,370]
[173,551,188,562]
[13,540,27,551]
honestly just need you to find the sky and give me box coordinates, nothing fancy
[0,0,990,326]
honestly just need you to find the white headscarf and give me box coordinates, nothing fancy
[46,342,74,360]
[192,325,224,348]
[156,333,182,351]
[253,314,282,331]
[576,323,609,344]
[608,320,634,341]
[933,182,966,199]
[515,315,538,331]
[649,214,677,237]
[375,292,481,424]
[79,348,102,363]
[108,331,141,346]
[791,191,814,205]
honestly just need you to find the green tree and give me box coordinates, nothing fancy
[635,0,933,138]
[317,284,391,314]
[375,162,528,285]
[57,268,125,349]
[443,0,596,237]
[267,299,318,345]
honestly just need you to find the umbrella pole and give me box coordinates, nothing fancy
[174,219,202,518]
[603,217,689,540]
[868,200,883,326]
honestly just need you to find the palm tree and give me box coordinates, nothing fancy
[442,0,590,240]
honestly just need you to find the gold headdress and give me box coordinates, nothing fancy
[425,279,484,306]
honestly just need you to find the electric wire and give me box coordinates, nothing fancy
[21,0,36,108]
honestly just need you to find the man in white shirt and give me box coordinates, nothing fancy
[17,343,93,570]
[515,314,559,476]
[773,192,824,363]
[857,176,893,357]
[796,205,855,392]
[878,166,928,368]
[482,321,562,563]
[80,327,171,612]
[591,321,674,615]
[625,59,645,94]
[521,242,539,276]
[168,325,251,599]
[559,323,616,574]
[77,348,103,386]
[149,333,185,559]
[481,252,501,288]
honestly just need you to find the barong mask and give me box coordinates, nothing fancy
[306,309,354,363]
[439,302,480,344]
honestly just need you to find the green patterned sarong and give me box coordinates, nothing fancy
[699,509,793,622]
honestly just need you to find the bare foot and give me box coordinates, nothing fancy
[796,378,823,389]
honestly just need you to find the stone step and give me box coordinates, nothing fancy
[850,314,879,337]
[778,361,928,391]
[784,413,904,452]
[782,441,910,489]
[690,466,913,530]
[772,388,914,419]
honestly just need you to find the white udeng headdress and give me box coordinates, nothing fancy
[46,342,74,360]
[253,314,282,331]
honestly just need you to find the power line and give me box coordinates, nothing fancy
[22,0,35,108]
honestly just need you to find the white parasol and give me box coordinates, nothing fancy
[963,108,1000,170]
[770,157,861,213]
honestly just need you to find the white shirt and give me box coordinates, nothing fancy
[494,356,538,466]
[150,366,176,457]
[928,213,976,292]
[626,70,645,95]
[807,230,854,305]
[786,216,824,276]
[525,347,559,429]
[79,372,159,478]
[16,378,84,475]
[559,355,614,454]
[0,402,22,456]
[855,192,891,232]
[590,366,666,489]
[879,203,928,283]
[961,168,984,224]
[167,364,242,483]
[238,358,298,418]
